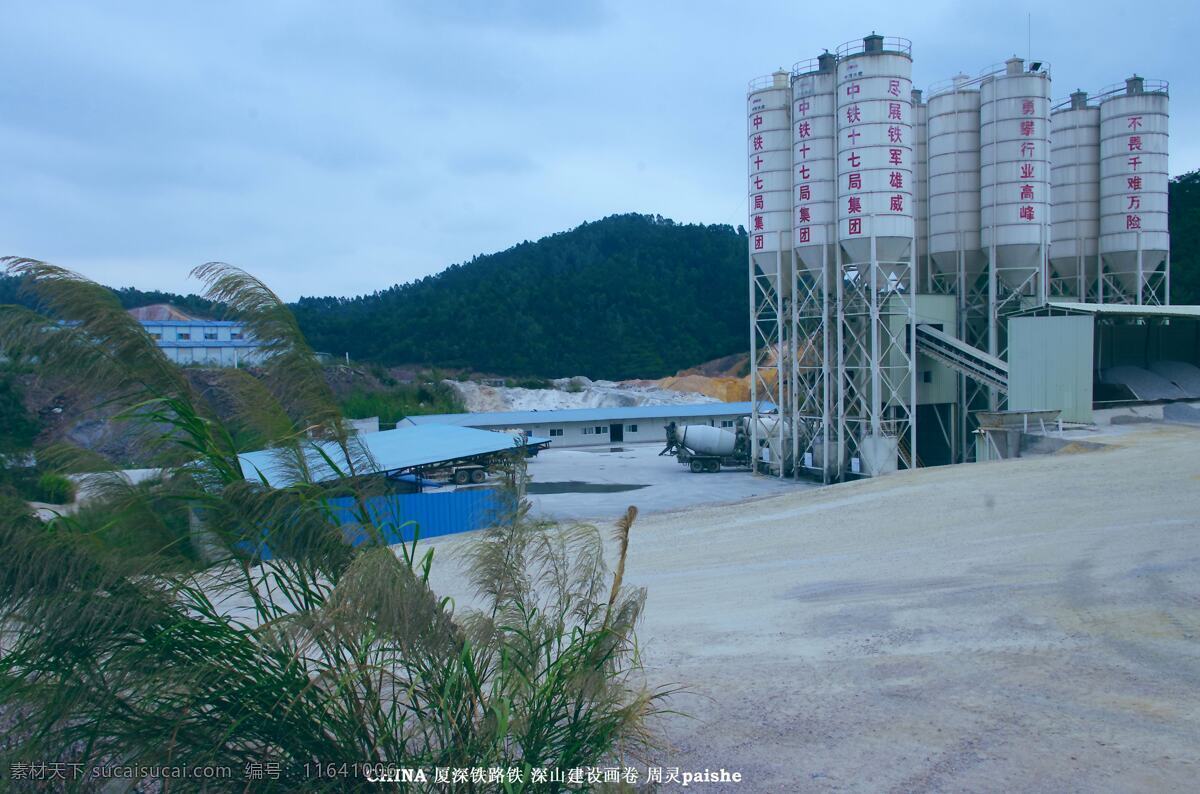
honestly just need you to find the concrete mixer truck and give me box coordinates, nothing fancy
[660,417,794,475]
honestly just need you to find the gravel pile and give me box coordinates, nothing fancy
[1101,365,1188,400]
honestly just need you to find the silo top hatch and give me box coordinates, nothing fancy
[747,70,791,92]
[1094,75,1168,100]
[836,33,912,59]
[793,51,837,77]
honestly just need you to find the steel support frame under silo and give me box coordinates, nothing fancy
[749,247,791,478]
[794,242,833,483]
[835,223,917,476]
[985,238,1045,412]
[1048,234,1097,301]
[929,259,989,463]
[1049,241,1094,301]
[1098,232,1170,306]
[959,280,990,461]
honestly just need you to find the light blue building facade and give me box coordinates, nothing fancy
[403,402,761,447]
[139,320,264,367]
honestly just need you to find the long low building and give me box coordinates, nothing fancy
[400,402,760,447]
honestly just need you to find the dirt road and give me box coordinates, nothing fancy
[617,423,1200,790]
[428,422,1200,790]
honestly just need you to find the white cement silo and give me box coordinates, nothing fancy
[792,52,838,281]
[836,34,914,267]
[792,52,839,482]
[1050,90,1101,298]
[1098,76,1169,303]
[913,89,929,286]
[834,33,916,478]
[748,70,794,295]
[980,57,1051,297]
[927,77,984,286]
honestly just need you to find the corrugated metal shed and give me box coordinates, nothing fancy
[245,489,512,559]
[1016,302,1200,319]
[402,401,763,428]
[329,490,511,546]
[239,424,548,488]
[1008,315,1095,422]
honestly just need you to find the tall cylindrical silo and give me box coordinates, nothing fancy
[792,52,838,280]
[748,70,793,295]
[927,76,984,283]
[1099,76,1169,301]
[980,57,1051,294]
[1050,90,1101,297]
[913,89,929,285]
[836,34,914,267]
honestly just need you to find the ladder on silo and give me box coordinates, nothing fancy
[914,324,1009,394]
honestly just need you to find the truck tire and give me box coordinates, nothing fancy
[470,468,486,484]
[454,470,469,485]
[706,460,720,473]
[690,459,705,473]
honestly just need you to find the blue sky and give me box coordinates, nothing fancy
[2,0,1195,299]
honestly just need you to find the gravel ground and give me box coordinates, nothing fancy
[429,422,1200,791]
[519,442,808,522]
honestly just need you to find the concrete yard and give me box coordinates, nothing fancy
[429,422,1200,791]
[517,441,808,522]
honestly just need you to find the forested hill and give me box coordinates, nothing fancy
[293,214,748,379]
[1169,171,1200,307]
[0,215,749,380]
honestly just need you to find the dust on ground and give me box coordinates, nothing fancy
[428,422,1200,791]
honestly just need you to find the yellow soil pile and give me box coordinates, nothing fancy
[657,374,750,402]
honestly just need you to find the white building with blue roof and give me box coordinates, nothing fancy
[401,402,761,447]
[129,304,264,367]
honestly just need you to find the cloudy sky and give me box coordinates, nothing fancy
[2,0,1196,300]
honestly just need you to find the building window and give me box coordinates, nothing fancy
[549,428,564,437]
[922,370,933,383]
[721,419,735,428]
[231,331,243,340]
[204,331,218,341]
[583,427,594,435]
[626,424,638,433]
[177,332,190,341]
[599,426,607,434]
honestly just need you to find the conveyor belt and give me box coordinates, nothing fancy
[914,324,1008,394]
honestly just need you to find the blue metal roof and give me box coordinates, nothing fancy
[403,401,762,428]
[238,424,550,488]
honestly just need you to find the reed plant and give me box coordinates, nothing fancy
[0,258,668,791]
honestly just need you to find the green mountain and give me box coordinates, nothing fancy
[293,214,748,379]
[0,214,750,380]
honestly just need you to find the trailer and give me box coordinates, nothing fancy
[430,463,490,485]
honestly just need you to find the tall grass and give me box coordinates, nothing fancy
[339,382,464,426]
[0,258,669,791]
